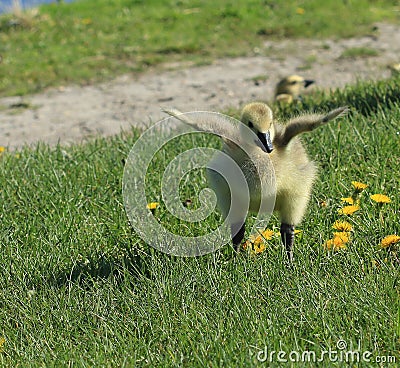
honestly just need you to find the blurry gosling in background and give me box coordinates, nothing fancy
[275,75,315,103]
[240,102,347,261]
[163,103,347,261]
[388,63,400,76]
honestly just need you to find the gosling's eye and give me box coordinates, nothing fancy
[248,121,254,128]
[290,81,297,85]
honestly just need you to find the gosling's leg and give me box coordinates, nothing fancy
[231,222,246,252]
[280,223,295,262]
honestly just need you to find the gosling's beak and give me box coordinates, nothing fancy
[257,131,274,153]
[304,79,315,88]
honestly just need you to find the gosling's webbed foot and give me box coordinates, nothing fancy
[231,222,246,252]
[280,223,295,262]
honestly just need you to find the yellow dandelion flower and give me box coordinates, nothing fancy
[242,229,274,254]
[242,240,251,251]
[351,181,368,192]
[146,202,159,210]
[339,242,348,250]
[333,232,351,243]
[380,235,400,249]
[296,7,305,14]
[0,337,5,352]
[81,18,92,25]
[341,197,354,205]
[253,241,266,254]
[332,221,352,232]
[250,229,275,242]
[0,146,5,154]
[243,233,268,254]
[371,259,380,269]
[248,233,260,243]
[370,194,391,204]
[338,205,360,215]
[323,238,347,251]
[261,229,274,239]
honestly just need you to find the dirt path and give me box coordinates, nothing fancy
[1,22,399,149]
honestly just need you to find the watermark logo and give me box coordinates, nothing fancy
[254,340,396,364]
[122,111,276,256]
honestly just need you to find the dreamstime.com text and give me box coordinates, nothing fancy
[254,340,396,364]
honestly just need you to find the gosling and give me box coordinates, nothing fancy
[275,75,314,102]
[388,63,400,76]
[240,102,347,261]
[164,103,347,261]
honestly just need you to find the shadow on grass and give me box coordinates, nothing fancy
[320,76,400,116]
[51,247,152,288]
[50,241,241,289]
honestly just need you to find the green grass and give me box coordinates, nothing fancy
[0,0,399,96]
[1,77,400,366]
[297,54,318,71]
[339,47,379,59]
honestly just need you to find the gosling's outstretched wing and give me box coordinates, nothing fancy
[162,108,245,147]
[275,106,349,146]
